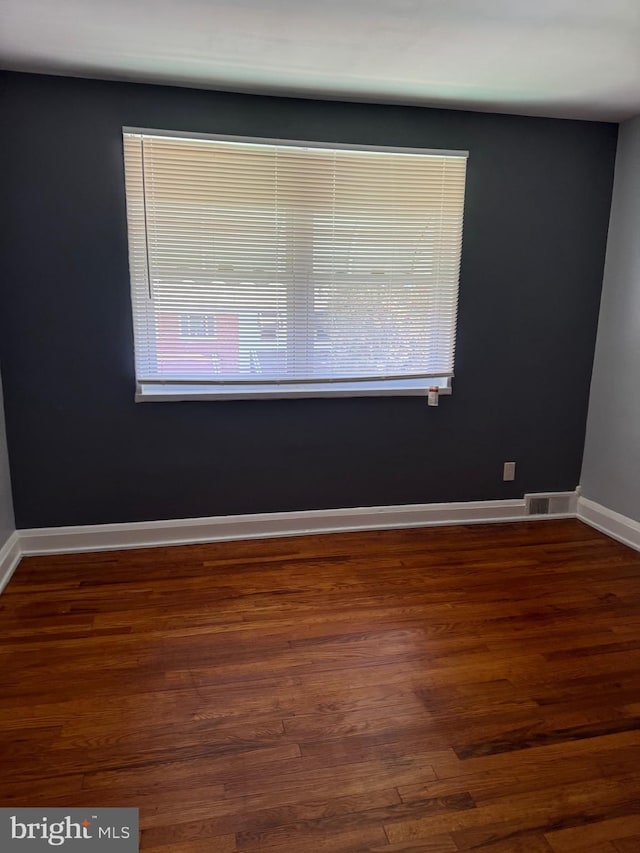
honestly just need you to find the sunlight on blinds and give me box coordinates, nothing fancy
[123,131,467,391]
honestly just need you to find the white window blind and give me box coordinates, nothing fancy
[123,129,467,398]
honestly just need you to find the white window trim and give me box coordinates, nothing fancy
[136,377,453,402]
[123,127,468,160]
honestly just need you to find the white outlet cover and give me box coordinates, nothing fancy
[503,462,516,481]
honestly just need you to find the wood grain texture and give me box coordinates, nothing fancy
[1,519,640,851]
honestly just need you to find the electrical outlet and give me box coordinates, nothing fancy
[503,461,516,481]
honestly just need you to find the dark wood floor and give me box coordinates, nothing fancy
[2,520,640,851]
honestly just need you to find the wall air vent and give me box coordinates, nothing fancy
[525,493,574,516]
[528,496,550,515]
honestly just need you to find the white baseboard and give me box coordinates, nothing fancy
[0,531,21,593]
[7,490,640,598]
[18,493,578,557]
[577,496,640,553]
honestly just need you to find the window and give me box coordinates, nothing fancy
[180,314,217,338]
[123,129,468,401]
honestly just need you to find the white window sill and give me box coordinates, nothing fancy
[135,378,452,402]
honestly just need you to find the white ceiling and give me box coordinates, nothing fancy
[1,0,639,122]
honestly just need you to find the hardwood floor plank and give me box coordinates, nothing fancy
[397,754,604,804]
[545,814,640,851]
[81,743,302,793]
[140,836,237,852]
[454,715,640,760]
[222,752,440,798]
[234,793,473,850]
[371,835,458,852]
[384,766,638,843]
[613,836,640,852]
[141,788,400,847]
[454,837,554,852]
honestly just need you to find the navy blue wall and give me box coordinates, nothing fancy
[0,72,617,527]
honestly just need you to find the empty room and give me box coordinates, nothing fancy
[1,1,640,851]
